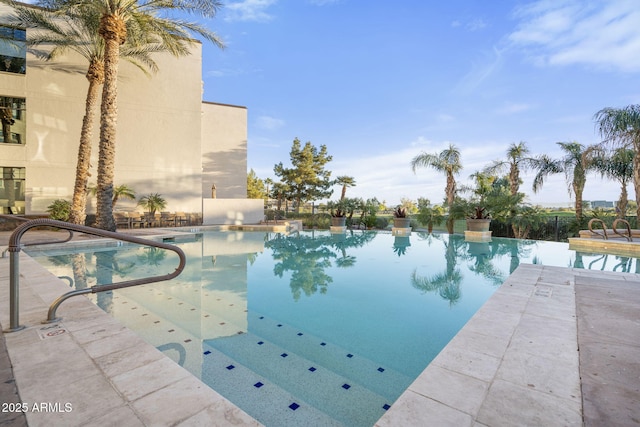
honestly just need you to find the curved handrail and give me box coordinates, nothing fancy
[1,215,74,258]
[587,218,608,240]
[6,218,186,332]
[612,218,633,242]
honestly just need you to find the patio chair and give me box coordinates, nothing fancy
[175,212,189,226]
[160,211,176,227]
[127,212,146,228]
[114,212,130,229]
[144,212,159,227]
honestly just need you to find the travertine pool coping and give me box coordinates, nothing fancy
[1,229,638,426]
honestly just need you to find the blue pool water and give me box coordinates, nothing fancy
[26,230,639,426]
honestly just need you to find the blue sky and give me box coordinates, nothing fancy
[201,0,640,207]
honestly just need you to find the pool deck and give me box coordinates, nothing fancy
[1,229,639,426]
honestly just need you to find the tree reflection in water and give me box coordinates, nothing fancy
[265,230,376,300]
[411,234,466,306]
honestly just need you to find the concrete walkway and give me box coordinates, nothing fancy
[0,228,639,426]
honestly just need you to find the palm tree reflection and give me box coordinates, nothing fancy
[265,231,375,300]
[410,235,465,306]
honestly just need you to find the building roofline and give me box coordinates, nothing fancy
[202,100,247,109]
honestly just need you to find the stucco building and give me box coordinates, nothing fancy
[0,3,261,224]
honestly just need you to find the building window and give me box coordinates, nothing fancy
[0,167,26,214]
[0,96,26,145]
[0,25,26,74]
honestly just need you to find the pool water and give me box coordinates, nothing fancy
[26,230,639,426]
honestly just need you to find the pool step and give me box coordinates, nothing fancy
[112,282,249,340]
[240,311,413,399]
[202,335,391,427]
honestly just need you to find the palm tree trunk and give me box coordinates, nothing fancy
[69,60,103,225]
[633,152,640,221]
[96,15,126,231]
[574,182,584,223]
[618,182,628,218]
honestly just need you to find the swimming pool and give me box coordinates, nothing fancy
[25,230,639,426]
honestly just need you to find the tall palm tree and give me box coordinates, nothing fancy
[484,141,543,196]
[7,1,166,225]
[335,175,356,201]
[592,147,634,218]
[58,0,224,230]
[411,143,462,233]
[532,141,599,222]
[594,105,640,219]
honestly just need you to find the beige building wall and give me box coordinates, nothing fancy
[1,4,249,219]
[201,101,248,200]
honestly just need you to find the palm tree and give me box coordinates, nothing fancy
[594,105,640,219]
[592,147,634,218]
[137,193,166,215]
[532,141,599,222]
[484,141,543,196]
[7,1,183,225]
[89,183,135,208]
[335,175,356,201]
[411,143,462,233]
[62,0,224,230]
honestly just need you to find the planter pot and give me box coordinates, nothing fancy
[331,217,346,227]
[466,218,491,232]
[393,218,411,229]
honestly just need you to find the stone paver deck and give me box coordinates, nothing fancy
[1,228,639,426]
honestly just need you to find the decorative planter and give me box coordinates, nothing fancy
[466,218,491,232]
[393,218,411,229]
[331,217,346,227]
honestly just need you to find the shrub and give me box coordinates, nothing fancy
[47,199,72,221]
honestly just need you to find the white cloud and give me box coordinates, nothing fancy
[508,0,640,72]
[466,18,487,32]
[224,0,277,22]
[256,115,285,130]
[326,138,506,206]
[454,47,504,94]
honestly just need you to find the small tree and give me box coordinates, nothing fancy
[416,198,445,233]
[274,138,333,212]
[137,193,166,215]
[247,169,266,199]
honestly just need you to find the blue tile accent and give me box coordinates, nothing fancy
[377,367,385,372]
[280,353,288,358]
[342,384,351,390]
[347,354,353,358]
[320,342,326,346]
[226,365,235,370]
[254,382,264,388]
[308,367,316,372]
[383,404,391,410]
[297,332,303,336]
[257,341,264,345]
[289,403,300,411]
[203,350,211,355]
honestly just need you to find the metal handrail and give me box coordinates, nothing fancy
[587,218,608,240]
[612,218,633,242]
[1,215,74,258]
[5,218,186,332]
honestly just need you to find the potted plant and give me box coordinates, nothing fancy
[466,205,491,232]
[327,200,347,227]
[393,206,411,229]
